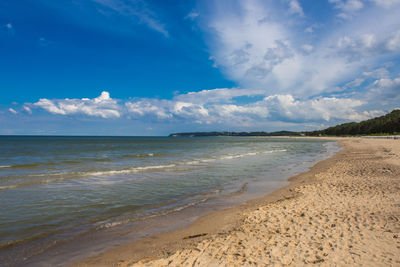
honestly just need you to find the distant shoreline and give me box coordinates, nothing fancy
[169,131,301,137]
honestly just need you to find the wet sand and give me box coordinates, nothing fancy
[74,138,400,266]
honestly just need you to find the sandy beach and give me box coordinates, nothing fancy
[76,138,400,266]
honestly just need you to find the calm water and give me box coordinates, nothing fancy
[0,136,339,266]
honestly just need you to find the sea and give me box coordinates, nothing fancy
[0,136,340,266]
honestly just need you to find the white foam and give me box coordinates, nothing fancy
[0,184,18,190]
[86,164,177,177]
[0,165,11,168]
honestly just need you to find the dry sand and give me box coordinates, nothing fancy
[76,138,400,266]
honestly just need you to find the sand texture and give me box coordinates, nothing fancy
[130,139,400,266]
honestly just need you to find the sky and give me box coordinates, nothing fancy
[0,0,399,135]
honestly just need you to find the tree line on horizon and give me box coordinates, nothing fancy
[169,109,400,137]
[305,109,400,136]
[169,131,301,137]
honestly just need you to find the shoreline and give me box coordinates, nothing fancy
[4,137,334,267]
[74,137,400,266]
[72,138,347,266]
[126,137,400,266]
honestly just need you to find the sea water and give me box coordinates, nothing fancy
[0,136,340,266]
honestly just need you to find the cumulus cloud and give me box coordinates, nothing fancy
[126,99,211,123]
[262,95,370,122]
[30,88,389,126]
[125,99,171,119]
[34,91,121,118]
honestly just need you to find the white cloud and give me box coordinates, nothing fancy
[304,23,322,34]
[386,31,400,51]
[24,86,395,130]
[8,108,17,114]
[123,90,387,124]
[125,98,210,122]
[23,106,32,114]
[213,103,269,119]
[301,44,313,53]
[34,91,121,118]
[262,94,369,122]
[209,57,218,68]
[287,0,304,16]
[125,99,171,119]
[367,77,400,100]
[371,0,400,8]
[336,31,400,61]
[174,88,264,104]
[329,0,364,19]
[304,27,313,33]
[343,67,390,89]
[3,23,14,34]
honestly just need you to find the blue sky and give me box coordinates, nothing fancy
[1,0,399,135]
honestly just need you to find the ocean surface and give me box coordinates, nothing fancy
[0,136,339,266]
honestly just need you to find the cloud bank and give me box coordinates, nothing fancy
[26,84,388,130]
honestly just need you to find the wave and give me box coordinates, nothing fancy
[96,197,209,230]
[94,183,249,230]
[121,153,161,158]
[0,165,11,168]
[1,158,112,171]
[2,163,42,169]
[216,149,286,160]
[1,149,287,191]
[76,149,287,177]
[0,184,19,190]
[85,164,178,177]
[0,177,68,191]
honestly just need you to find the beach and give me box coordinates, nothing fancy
[75,138,400,266]
[0,136,337,266]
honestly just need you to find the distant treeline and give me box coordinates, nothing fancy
[169,110,400,137]
[169,131,301,137]
[305,109,400,136]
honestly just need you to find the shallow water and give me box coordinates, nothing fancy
[0,136,339,266]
